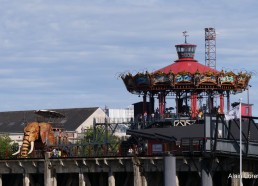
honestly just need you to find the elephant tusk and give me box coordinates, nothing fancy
[28,141,34,155]
[12,146,21,155]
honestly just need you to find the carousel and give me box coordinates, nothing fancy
[120,33,252,120]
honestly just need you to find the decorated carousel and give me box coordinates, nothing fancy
[120,33,252,120]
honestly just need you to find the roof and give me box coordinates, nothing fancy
[157,41,218,74]
[0,107,99,133]
[157,60,218,74]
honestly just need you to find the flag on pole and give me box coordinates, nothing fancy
[225,104,240,121]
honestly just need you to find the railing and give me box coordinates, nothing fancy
[3,137,258,160]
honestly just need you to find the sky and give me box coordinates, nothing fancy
[0,0,258,113]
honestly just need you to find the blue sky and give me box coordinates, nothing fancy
[0,0,258,113]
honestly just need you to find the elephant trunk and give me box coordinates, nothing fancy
[20,134,34,157]
[12,142,34,157]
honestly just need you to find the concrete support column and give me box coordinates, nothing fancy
[141,173,147,186]
[108,170,115,186]
[53,172,57,186]
[201,160,213,186]
[176,174,179,186]
[84,174,91,186]
[231,178,240,186]
[44,152,57,186]
[0,174,2,186]
[133,158,142,186]
[164,155,176,186]
[23,173,30,186]
[79,172,85,186]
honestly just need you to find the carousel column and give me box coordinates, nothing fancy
[143,93,147,114]
[220,94,224,113]
[191,93,197,118]
[158,92,165,117]
[208,93,214,113]
[175,95,179,116]
[150,94,155,115]
[226,91,230,112]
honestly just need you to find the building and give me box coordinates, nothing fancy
[106,105,134,123]
[0,107,107,145]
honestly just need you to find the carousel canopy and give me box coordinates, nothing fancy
[157,59,218,74]
[120,39,252,95]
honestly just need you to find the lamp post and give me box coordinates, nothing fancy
[239,98,242,186]
[247,85,252,105]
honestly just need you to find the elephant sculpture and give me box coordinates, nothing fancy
[12,122,56,157]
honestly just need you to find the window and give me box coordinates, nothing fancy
[245,107,249,114]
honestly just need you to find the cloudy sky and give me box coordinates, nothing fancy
[0,0,258,113]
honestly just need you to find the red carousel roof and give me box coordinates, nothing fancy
[157,59,218,74]
[156,42,218,74]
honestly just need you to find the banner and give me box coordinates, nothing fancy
[225,104,240,121]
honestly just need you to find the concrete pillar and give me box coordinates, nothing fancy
[231,178,240,186]
[79,172,85,186]
[164,155,176,186]
[133,161,142,186]
[44,152,57,186]
[0,174,2,186]
[23,173,30,186]
[141,174,147,186]
[84,174,91,186]
[108,170,115,186]
[201,160,213,186]
[53,171,57,186]
[176,174,179,186]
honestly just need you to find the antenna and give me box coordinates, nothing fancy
[182,31,189,43]
[205,28,216,69]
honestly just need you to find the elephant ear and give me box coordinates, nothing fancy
[39,123,50,143]
[39,123,54,144]
[24,122,40,141]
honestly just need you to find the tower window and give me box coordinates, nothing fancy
[245,107,249,114]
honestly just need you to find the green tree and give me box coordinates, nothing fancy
[0,134,18,159]
[79,127,120,157]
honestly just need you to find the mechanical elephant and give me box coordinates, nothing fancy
[12,122,56,157]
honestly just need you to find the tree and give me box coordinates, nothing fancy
[79,126,120,157]
[0,134,18,159]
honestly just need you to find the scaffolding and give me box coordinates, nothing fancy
[205,28,216,69]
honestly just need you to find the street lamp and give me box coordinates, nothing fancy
[247,85,252,105]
